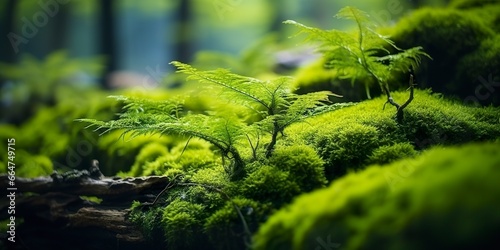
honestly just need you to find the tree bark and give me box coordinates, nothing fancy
[0,174,171,249]
[174,0,192,62]
[100,0,117,89]
[0,0,17,65]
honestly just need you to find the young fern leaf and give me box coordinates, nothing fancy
[171,61,279,112]
[77,95,247,180]
[79,62,352,181]
[285,6,431,121]
[172,60,345,157]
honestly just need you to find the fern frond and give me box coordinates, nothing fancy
[379,46,431,73]
[286,6,431,99]
[171,61,273,110]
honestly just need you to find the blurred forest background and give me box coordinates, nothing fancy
[0,0,447,91]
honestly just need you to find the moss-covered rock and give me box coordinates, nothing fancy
[385,3,500,105]
[449,0,500,9]
[294,3,500,106]
[253,141,500,250]
[287,89,500,180]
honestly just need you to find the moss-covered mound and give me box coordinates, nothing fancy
[125,144,328,250]
[294,2,500,106]
[386,1,500,105]
[287,89,500,181]
[253,141,500,250]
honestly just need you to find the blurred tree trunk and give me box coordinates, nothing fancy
[49,3,69,51]
[174,0,192,62]
[100,0,116,89]
[269,0,285,39]
[1,0,17,64]
[0,0,16,88]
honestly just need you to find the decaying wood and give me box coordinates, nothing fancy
[3,175,170,199]
[0,170,171,250]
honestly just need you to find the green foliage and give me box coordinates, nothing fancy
[366,142,417,165]
[204,197,273,250]
[269,144,327,192]
[98,131,176,176]
[171,61,348,158]
[316,123,382,180]
[79,94,247,180]
[161,199,207,249]
[128,143,169,176]
[449,0,500,8]
[189,165,229,188]
[129,204,164,243]
[80,61,344,180]
[125,140,221,179]
[190,34,281,77]
[14,153,53,178]
[0,89,116,177]
[293,59,375,103]
[253,141,500,250]
[242,165,301,205]
[454,34,500,106]
[240,145,327,207]
[385,4,500,105]
[0,50,105,124]
[287,89,500,180]
[285,6,430,100]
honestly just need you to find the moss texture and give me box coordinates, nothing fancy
[253,141,500,250]
[294,2,500,106]
[124,88,500,250]
[386,2,500,105]
[287,89,500,180]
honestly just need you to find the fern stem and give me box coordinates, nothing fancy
[365,84,372,99]
[396,73,415,122]
[229,147,246,181]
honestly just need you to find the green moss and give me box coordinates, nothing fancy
[128,204,164,243]
[294,4,500,105]
[384,4,500,105]
[127,143,169,176]
[15,152,53,177]
[449,0,500,9]
[287,89,500,180]
[98,131,177,176]
[454,35,500,106]
[391,8,492,58]
[204,197,273,250]
[242,165,301,205]
[253,141,500,250]
[161,200,207,249]
[0,88,116,177]
[189,165,228,185]
[292,59,370,102]
[269,144,327,192]
[127,139,219,177]
[316,123,383,180]
[366,142,417,165]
